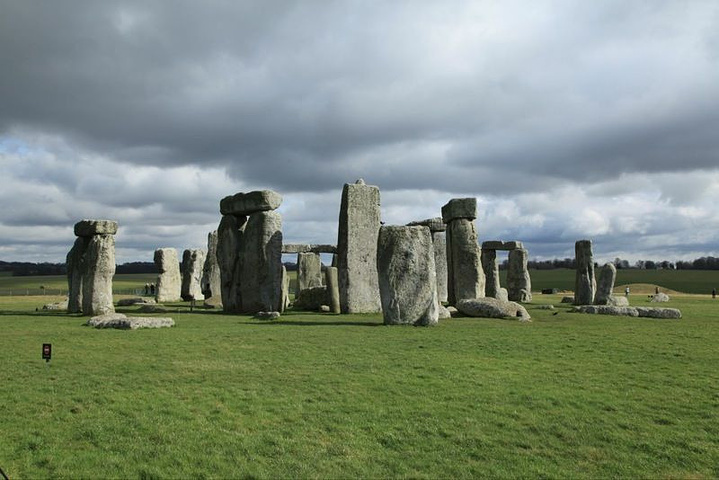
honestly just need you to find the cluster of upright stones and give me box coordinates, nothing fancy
[181,249,206,301]
[67,219,117,316]
[201,230,222,299]
[574,239,596,305]
[377,226,439,326]
[442,198,485,305]
[154,248,182,302]
[216,190,283,314]
[480,241,532,302]
[406,217,448,303]
[337,179,382,313]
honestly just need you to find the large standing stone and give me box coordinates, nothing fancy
[325,266,341,314]
[201,230,222,299]
[220,190,283,216]
[507,248,532,303]
[445,217,484,304]
[181,249,206,301]
[337,179,381,313]
[481,248,500,298]
[216,214,246,312]
[280,265,289,313]
[239,210,283,313]
[594,263,617,305]
[67,237,89,313]
[377,226,438,326]
[297,252,323,291]
[81,234,116,316]
[408,218,448,303]
[154,248,182,303]
[574,240,596,305]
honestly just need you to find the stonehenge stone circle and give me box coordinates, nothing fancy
[407,217,448,303]
[216,214,246,312]
[325,266,341,314]
[574,240,596,305]
[507,248,532,302]
[594,263,617,305]
[456,297,531,321]
[337,179,382,314]
[220,190,282,216]
[67,219,118,316]
[154,248,182,303]
[481,248,500,298]
[443,198,484,305]
[481,240,523,250]
[297,252,323,292]
[181,248,206,301]
[201,230,222,299]
[377,226,439,326]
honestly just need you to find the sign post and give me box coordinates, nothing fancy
[42,343,52,363]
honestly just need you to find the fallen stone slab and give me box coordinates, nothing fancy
[456,297,531,321]
[560,296,574,303]
[43,299,68,310]
[635,307,681,319]
[571,305,639,316]
[535,305,555,310]
[606,295,629,307]
[254,311,281,320]
[74,219,118,237]
[481,240,523,251]
[137,304,173,313]
[86,313,174,329]
[117,297,157,307]
[220,190,282,216]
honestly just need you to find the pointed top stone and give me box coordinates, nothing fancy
[220,190,282,216]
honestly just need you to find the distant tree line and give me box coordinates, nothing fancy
[0,260,158,276]
[501,256,719,271]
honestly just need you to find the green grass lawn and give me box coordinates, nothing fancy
[1,294,718,478]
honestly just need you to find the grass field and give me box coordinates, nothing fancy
[1,291,718,478]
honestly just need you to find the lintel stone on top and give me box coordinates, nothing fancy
[406,217,446,232]
[220,190,282,216]
[74,219,118,237]
[481,240,524,251]
[441,198,477,223]
[282,244,338,254]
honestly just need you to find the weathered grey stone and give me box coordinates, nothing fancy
[377,226,439,326]
[220,190,282,216]
[635,306,681,318]
[154,248,182,303]
[282,244,337,254]
[574,240,596,305]
[606,295,629,306]
[293,286,328,311]
[116,297,156,307]
[507,248,532,303]
[239,210,283,313]
[445,218,484,304]
[481,240,524,251]
[81,234,115,316]
[406,217,446,232]
[67,236,89,313]
[181,249,206,301]
[561,296,574,303]
[441,198,477,222]
[446,305,459,316]
[254,311,281,320]
[496,287,509,302]
[456,297,531,321]
[481,249,500,298]
[74,219,118,237]
[594,263,617,305]
[203,296,223,309]
[571,305,639,316]
[280,265,289,313]
[325,266,341,314]
[438,304,451,319]
[137,304,172,313]
[651,292,670,303]
[536,304,555,310]
[201,230,222,299]
[297,252,323,291]
[43,299,68,310]
[87,313,174,329]
[216,214,247,313]
[337,180,381,313]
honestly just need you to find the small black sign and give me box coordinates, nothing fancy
[42,343,52,362]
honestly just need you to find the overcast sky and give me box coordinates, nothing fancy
[1,1,718,265]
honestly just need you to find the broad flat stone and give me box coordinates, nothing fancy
[282,244,337,254]
[74,219,118,237]
[406,217,446,232]
[441,198,477,222]
[87,313,174,329]
[456,297,531,321]
[81,234,115,316]
[571,305,639,316]
[635,306,681,318]
[574,240,596,305]
[220,190,282,216]
[377,226,439,326]
[154,248,182,303]
[594,263,616,305]
[481,240,524,251]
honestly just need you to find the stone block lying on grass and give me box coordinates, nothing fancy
[571,305,681,319]
[116,297,156,307]
[43,299,69,310]
[635,307,682,319]
[254,311,280,320]
[86,313,174,329]
[651,293,670,303]
[456,297,531,321]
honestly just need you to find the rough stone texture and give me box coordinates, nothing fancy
[43,299,69,310]
[297,252,323,291]
[204,296,223,309]
[154,248,182,303]
[636,306,681,319]
[507,248,532,303]
[481,249,500,298]
[438,304,451,319]
[67,236,89,313]
[293,286,328,311]
[282,244,337,254]
[406,217,446,232]
[456,297,531,321]
[445,218,484,304]
[87,313,174,329]
[481,240,524,251]
[496,287,509,302]
[116,297,156,307]
[74,219,118,237]
[325,266,341,314]
[651,292,670,303]
[606,295,629,306]
[594,263,617,305]
[81,235,116,316]
[571,305,639,316]
[280,266,289,313]
[220,190,282,216]
[441,198,477,222]
[201,230,222,299]
[536,305,555,310]
[181,249,206,301]
[337,180,382,313]
[138,304,173,313]
[216,214,246,313]
[254,311,281,320]
[377,226,439,326]
[561,296,574,303]
[574,240,596,305]
[239,210,283,313]
[432,231,448,303]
